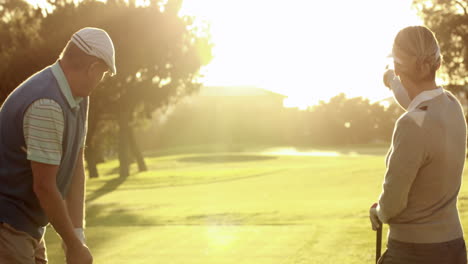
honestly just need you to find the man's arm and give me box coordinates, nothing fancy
[66,148,85,229]
[31,161,92,264]
[25,99,79,244]
[31,161,82,248]
[25,99,92,263]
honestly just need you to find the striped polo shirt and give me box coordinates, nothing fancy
[23,62,86,165]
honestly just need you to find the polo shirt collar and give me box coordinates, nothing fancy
[51,61,83,109]
[407,87,444,112]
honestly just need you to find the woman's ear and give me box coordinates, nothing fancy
[394,63,401,77]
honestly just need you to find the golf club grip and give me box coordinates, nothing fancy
[376,224,382,264]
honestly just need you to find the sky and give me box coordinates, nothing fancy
[25,0,423,108]
[180,0,423,108]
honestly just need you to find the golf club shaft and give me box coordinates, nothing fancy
[376,224,382,264]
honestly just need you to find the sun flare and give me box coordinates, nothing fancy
[206,226,237,249]
[181,0,423,108]
[23,0,423,108]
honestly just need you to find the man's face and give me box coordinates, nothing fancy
[79,61,109,97]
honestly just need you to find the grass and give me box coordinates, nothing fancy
[42,145,468,263]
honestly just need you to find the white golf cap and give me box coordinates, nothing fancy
[71,27,116,76]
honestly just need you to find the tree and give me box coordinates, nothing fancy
[413,0,468,98]
[305,94,401,146]
[0,0,45,104]
[0,0,213,178]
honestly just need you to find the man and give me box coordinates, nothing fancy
[0,27,116,264]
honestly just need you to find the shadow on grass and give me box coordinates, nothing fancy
[45,202,156,263]
[88,169,286,194]
[87,176,127,203]
[179,155,277,163]
[86,203,160,227]
[86,203,306,227]
[105,167,119,176]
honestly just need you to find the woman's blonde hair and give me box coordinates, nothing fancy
[392,26,441,82]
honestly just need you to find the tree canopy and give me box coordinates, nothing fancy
[413,0,468,88]
[0,0,213,177]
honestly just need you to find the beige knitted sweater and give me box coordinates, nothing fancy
[377,88,466,243]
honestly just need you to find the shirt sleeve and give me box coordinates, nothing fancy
[23,99,64,165]
[377,115,427,223]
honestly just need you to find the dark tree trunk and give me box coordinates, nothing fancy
[118,109,131,178]
[465,91,468,158]
[85,146,99,178]
[128,126,147,172]
[85,100,100,178]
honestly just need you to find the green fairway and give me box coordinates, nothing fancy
[43,147,468,263]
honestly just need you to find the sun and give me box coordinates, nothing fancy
[181,0,423,108]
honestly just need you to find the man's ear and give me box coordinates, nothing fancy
[89,61,109,75]
[88,61,100,73]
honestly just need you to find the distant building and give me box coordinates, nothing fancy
[136,86,291,150]
[196,85,287,109]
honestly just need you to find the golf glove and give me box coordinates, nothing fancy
[74,228,86,243]
[369,203,381,231]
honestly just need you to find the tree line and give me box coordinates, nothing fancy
[134,92,403,150]
[302,94,403,146]
[0,0,213,178]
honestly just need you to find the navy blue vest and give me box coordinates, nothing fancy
[0,66,88,239]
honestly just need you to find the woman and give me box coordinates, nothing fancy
[369,25,467,264]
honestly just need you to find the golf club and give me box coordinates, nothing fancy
[376,224,382,264]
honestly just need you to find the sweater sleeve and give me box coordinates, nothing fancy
[377,115,427,223]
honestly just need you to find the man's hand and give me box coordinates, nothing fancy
[369,203,381,231]
[383,69,395,88]
[62,228,86,252]
[66,242,93,264]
